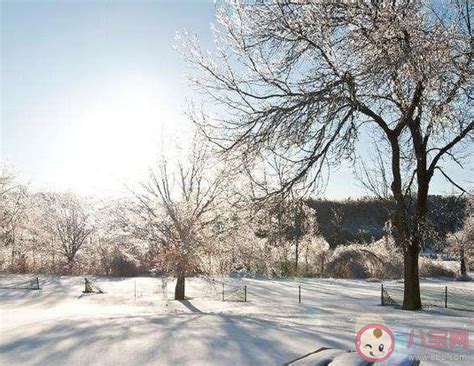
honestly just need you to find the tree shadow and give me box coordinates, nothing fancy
[178,300,203,314]
[0,310,356,366]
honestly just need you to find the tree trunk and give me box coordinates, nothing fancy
[388,135,424,311]
[175,274,185,300]
[403,244,422,310]
[67,257,75,274]
[460,246,467,277]
[405,108,429,311]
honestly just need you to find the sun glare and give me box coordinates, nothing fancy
[56,75,188,196]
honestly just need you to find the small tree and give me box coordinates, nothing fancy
[299,235,330,276]
[253,197,318,275]
[92,198,145,276]
[446,198,473,279]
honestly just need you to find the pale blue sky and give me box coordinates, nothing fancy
[2,0,215,196]
[1,0,471,198]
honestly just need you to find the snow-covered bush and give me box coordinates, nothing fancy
[419,258,456,278]
[326,245,382,279]
[325,237,458,280]
[106,249,141,277]
[325,237,403,279]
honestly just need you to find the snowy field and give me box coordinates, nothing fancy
[0,274,473,366]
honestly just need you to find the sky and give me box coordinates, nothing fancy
[1,0,472,199]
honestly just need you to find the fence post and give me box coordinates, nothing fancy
[134,279,137,302]
[244,285,247,302]
[222,283,224,301]
[298,285,301,304]
[36,277,39,290]
[445,286,448,308]
[381,283,384,306]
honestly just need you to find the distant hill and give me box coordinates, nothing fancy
[306,196,466,249]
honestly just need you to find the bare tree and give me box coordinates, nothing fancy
[446,196,474,279]
[241,153,320,274]
[0,169,28,248]
[134,142,225,300]
[0,168,31,271]
[40,193,94,271]
[93,198,145,276]
[183,0,473,309]
[251,196,318,275]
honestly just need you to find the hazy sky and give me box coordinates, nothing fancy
[1,0,471,199]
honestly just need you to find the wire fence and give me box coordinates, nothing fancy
[77,276,249,302]
[1,275,472,312]
[381,283,473,311]
[200,276,247,302]
[79,276,171,301]
[0,276,40,290]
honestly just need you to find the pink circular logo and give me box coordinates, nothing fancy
[355,324,394,362]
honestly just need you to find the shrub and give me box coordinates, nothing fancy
[326,245,383,278]
[325,237,403,279]
[107,249,140,277]
[419,258,456,278]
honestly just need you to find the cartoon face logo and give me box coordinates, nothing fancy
[356,324,394,362]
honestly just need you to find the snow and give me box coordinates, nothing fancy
[1,274,473,366]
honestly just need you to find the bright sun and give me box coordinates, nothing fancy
[56,75,189,196]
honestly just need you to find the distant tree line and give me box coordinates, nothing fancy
[2,164,471,291]
[307,196,467,249]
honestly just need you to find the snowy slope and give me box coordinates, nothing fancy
[0,275,473,366]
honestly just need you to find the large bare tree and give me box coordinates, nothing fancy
[134,141,225,300]
[183,0,473,309]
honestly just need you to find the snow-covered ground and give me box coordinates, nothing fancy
[0,274,473,365]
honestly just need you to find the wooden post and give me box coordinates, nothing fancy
[222,283,224,301]
[134,279,137,302]
[244,285,247,302]
[381,284,384,306]
[444,286,448,308]
[298,285,301,304]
